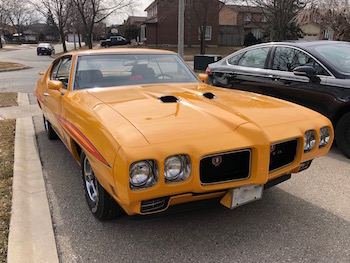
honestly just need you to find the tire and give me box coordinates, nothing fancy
[43,116,58,140]
[81,152,121,220]
[335,112,350,158]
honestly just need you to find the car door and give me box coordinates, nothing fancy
[43,55,72,137]
[210,47,273,94]
[263,46,332,115]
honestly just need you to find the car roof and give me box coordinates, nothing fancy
[64,48,176,57]
[247,40,348,51]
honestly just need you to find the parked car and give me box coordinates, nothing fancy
[206,41,350,158]
[100,35,129,47]
[37,43,55,55]
[34,48,333,220]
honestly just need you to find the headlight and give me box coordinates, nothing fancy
[319,126,330,148]
[129,160,158,189]
[164,155,191,183]
[304,130,316,152]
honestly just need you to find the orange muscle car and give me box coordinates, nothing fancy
[34,48,333,220]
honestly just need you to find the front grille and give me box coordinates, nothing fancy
[140,197,169,213]
[269,139,298,172]
[200,150,251,185]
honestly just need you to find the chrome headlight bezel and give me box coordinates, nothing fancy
[164,154,191,183]
[129,160,158,190]
[319,126,330,148]
[304,130,316,153]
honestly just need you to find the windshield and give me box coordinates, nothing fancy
[314,43,350,74]
[73,53,198,90]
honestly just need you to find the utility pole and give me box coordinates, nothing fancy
[178,0,184,57]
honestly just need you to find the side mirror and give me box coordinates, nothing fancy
[293,66,320,83]
[48,80,63,90]
[198,73,208,82]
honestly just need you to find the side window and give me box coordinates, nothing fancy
[51,56,72,89]
[237,47,269,68]
[273,47,329,76]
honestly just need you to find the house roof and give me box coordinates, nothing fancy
[226,5,265,14]
[127,16,147,23]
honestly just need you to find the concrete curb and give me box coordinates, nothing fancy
[7,94,59,263]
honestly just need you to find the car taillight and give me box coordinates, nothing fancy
[206,67,210,75]
[37,47,40,51]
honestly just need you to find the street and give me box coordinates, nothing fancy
[1,45,350,262]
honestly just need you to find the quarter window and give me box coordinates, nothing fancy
[51,56,72,89]
[272,47,329,76]
[237,47,269,69]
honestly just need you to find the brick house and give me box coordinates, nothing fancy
[220,5,268,40]
[142,0,221,47]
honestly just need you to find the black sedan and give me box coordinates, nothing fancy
[37,43,55,55]
[206,41,350,158]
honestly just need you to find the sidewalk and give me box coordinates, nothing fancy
[3,93,59,263]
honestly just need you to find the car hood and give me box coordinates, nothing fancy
[86,83,318,144]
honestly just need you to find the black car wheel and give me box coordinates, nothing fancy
[43,115,58,140]
[81,152,121,220]
[335,112,350,158]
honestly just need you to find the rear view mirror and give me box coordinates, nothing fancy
[48,80,63,90]
[293,66,320,83]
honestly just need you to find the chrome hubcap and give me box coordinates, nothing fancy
[84,157,98,203]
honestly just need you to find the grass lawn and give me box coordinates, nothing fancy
[0,93,17,262]
[0,62,24,70]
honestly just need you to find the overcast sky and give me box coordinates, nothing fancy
[107,0,153,25]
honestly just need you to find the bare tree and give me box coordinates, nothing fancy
[31,0,72,52]
[251,0,306,41]
[72,0,135,49]
[0,0,9,48]
[7,0,35,35]
[297,0,350,40]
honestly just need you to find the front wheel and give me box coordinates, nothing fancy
[335,112,350,158]
[81,152,121,220]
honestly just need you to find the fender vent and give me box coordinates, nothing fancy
[203,92,216,99]
[158,95,179,103]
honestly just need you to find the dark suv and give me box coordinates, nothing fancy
[100,36,129,48]
[207,41,350,158]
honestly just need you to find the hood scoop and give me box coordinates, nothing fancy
[158,95,179,103]
[203,92,217,99]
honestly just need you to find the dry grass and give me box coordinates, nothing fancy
[0,93,17,108]
[0,93,16,262]
[0,62,24,70]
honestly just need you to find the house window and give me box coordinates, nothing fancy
[252,29,263,39]
[141,25,146,41]
[244,13,252,22]
[198,26,212,41]
[147,4,157,18]
[260,14,267,22]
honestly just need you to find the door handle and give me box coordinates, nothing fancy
[43,92,49,97]
[268,75,280,81]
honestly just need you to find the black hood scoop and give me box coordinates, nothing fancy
[158,95,179,103]
[203,92,217,99]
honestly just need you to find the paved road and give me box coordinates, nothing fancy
[2,45,350,262]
